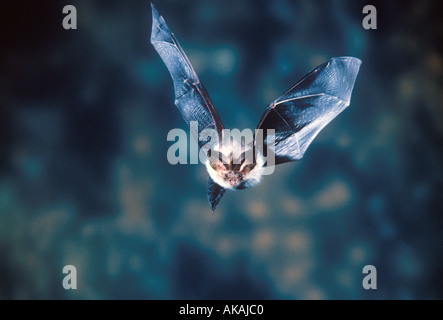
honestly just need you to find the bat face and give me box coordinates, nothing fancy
[205,139,265,190]
[210,161,248,187]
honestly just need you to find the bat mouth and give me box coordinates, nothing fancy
[227,177,239,186]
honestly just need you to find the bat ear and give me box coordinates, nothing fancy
[207,177,226,213]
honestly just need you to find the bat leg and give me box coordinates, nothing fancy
[207,176,226,213]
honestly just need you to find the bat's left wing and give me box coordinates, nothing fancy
[256,57,361,165]
[150,4,224,148]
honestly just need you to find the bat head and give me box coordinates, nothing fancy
[210,158,255,187]
[205,140,265,190]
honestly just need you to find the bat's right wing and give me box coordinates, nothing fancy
[256,57,361,165]
[150,4,224,148]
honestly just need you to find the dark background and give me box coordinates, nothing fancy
[0,0,442,299]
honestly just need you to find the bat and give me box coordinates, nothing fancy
[150,4,361,212]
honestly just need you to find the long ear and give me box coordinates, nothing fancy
[256,57,361,165]
[207,176,225,213]
[151,4,224,148]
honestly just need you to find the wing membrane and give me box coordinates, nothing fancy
[257,57,361,164]
[150,4,224,147]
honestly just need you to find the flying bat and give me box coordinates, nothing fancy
[150,4,361,212]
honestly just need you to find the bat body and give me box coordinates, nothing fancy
[150,4,361,212]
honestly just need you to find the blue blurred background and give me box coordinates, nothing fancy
[0,0,442,299]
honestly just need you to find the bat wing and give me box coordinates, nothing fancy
[207,176,226,213]
[150,4,224,148]
[256,57,361,165]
